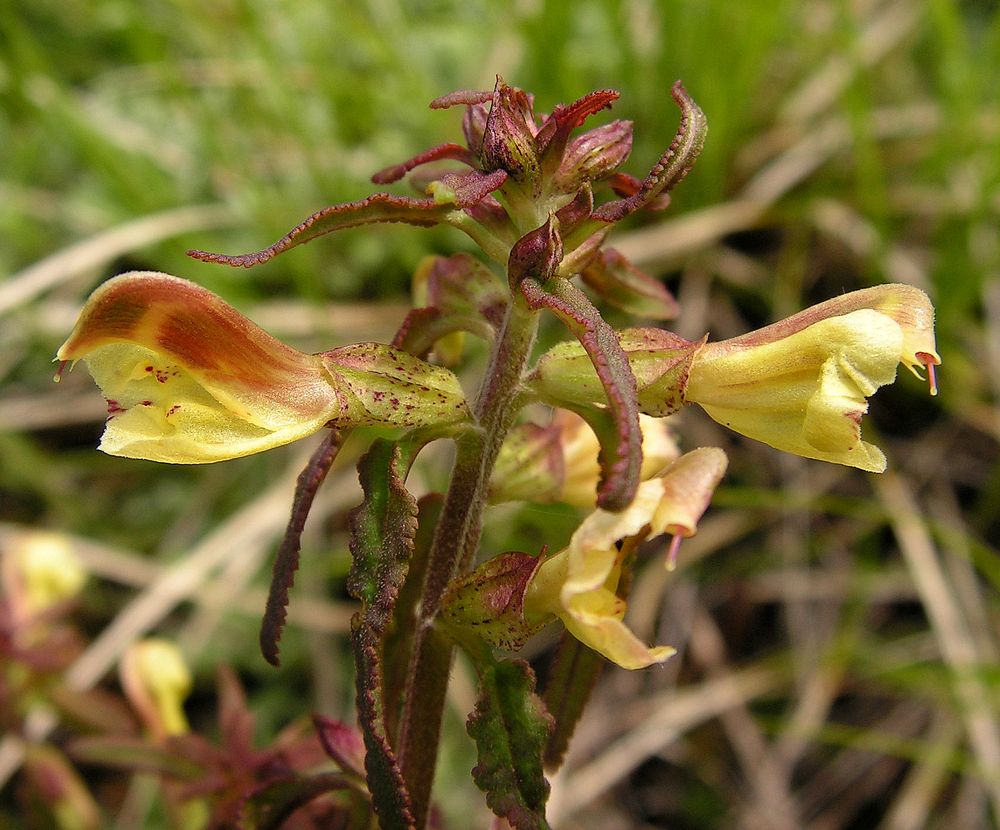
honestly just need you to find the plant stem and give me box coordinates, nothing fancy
[397,298,539,827]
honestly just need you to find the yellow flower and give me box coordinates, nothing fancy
[57,272,468,463]
[488,410,680,507]
[556,410,680,508]
[2,532,86,619]
[523,447,727,669]
[120,639,192,740]
[685,284,941,473]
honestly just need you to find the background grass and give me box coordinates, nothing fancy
[2,0,999,827]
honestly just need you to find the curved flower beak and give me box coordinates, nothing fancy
[685,284,941,473]
[56,272,347,463]
[523,447,727,669]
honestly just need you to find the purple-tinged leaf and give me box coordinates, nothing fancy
[248,772,354,830]
[462,196,516,240]
[393,253,508,359]
[467,656,554,830]
[607,172,671,210]
[463,101,492,156]
[553,120,633,194]
[507,214,563,290]
[313,715,367,779]
[592,81,707,223]
[580,248,680,320]
[441,552,544,650]
[371,143,478,184]
[536,89,620,181]
[187,194,453,268]
[433,168,509,207]
[488,422,564,504]
[520,278,642,511]
[553,184,594,235]
[383,495,443,739]
[392,307,453,360]
[218,666,254,759]
[260,430,342,666]
[418,252,509,326]
[430,89,494,109]
[313,713,365,777]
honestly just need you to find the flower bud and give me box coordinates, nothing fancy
[480,78,540,184]
[552,120,633,194]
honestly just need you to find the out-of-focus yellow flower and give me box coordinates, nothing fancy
[57,272,468,463]
[523,447,727,669]
[2,532,86,620]
[120,639,192,741]
[686,284,941,473]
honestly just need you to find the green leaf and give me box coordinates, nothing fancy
[541,632,604,771]
[347,438,423,830]
[383,494,443,738]
[467,656,554,830]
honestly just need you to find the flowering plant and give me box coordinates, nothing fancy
[57,77,939,829]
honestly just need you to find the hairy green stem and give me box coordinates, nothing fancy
[398,298,539,827]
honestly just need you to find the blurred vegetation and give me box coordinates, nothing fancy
[2,0,999,827]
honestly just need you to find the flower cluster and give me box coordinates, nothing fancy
[56,76,942,830]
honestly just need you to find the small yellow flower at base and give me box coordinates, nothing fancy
[524,447,727,670]
[686,284,941,473]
